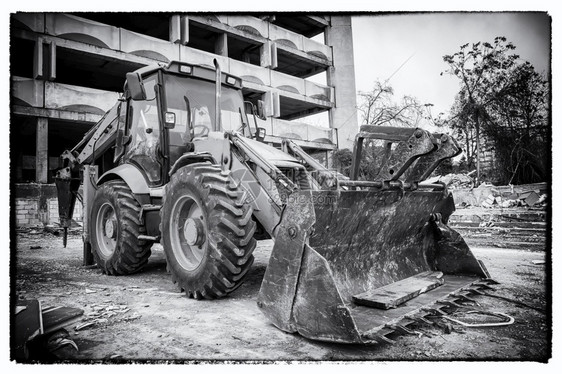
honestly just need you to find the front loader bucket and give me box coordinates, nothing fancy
[257,187,491,344]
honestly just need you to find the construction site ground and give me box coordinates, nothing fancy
[12,238,549,361]
[12,206,550,362]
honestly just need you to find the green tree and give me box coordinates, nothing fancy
[332,148,353,177]
[442,37,549,184]
[332,145,388,180]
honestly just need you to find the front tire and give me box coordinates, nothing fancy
[90,180,152,275]
[161,163,256,299]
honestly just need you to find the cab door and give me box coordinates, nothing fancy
[122,74,165,186]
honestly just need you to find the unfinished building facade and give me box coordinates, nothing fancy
[10,13,358,226]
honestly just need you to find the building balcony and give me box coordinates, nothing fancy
[188,14,331,78]
[120,28,180,63]
[261,118,336,150]
[216,15,270,39]
[268,22,331,62]
[228,59,271,86]
[14,13,332,87]
[12,76,119,117]
[268,15,329,38]
[11,13,337,145]
[12,12,45,33]
[45,13,120,50]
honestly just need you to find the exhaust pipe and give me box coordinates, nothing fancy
[213,58,221,132]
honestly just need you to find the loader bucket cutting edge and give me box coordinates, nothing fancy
[257,189,490,344]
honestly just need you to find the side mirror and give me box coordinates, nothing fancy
[256,127,266,141]
[164,112,176,129]
[126,72,146,101]
[257,100,266,120]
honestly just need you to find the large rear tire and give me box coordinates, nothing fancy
[90,180,152,275]
[160,163,256,299]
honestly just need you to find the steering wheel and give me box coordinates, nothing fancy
[192,124,210,138]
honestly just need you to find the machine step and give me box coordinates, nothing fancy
[352,271,444,310]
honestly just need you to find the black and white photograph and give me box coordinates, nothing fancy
[6,1,555,366]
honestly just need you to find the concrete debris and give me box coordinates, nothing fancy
[537,194,547,205]
[474,190,545,209]
[80,303,133,328]
[520,191,540,207]
[123,313,141,321]
[437,173,474,189]
[43,226,62,236]
[130,287,159,292]
[499,199,519,208]
[449,180,547,209]
[481,194,496,208]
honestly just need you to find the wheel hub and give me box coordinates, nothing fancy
[183,218,205,246]
[105,218,117,239]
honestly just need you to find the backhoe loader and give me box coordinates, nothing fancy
[55,60,495,344]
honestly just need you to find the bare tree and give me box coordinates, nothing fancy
[357,81,426,128]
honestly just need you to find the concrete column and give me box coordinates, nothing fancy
[260,41,278,69]
[215,33,228,57]
[325,16,358,150]
[264,91,280,118]
[170,15,189,45]
[181,16,189,45]
[33,38,56,80]
[169,15,181,43]
[49,41,56,81]
[36,117,48,183]
[33,38,43,79]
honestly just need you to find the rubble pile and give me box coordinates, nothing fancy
[480,191,547,209]
[439,173,475,189]
[426,173,475,189]
[77,302,140,330]
[428,173,547,210]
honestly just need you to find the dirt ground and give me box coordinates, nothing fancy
[12,230,550,362]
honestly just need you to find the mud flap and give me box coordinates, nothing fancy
[257,189,491,344]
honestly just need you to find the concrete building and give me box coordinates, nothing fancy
[10,13,358,226]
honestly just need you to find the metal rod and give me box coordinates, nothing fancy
[337,179,445,191]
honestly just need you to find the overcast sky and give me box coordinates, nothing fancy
[351,12,551,118]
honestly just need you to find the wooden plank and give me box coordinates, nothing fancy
[352,271,444,310]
